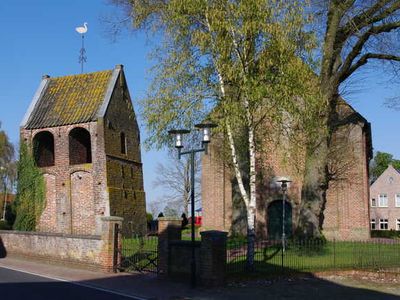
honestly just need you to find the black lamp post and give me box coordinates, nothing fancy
[168,122,217,288]
[276,178,291,252]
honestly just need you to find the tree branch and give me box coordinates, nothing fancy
[338,21,400,83]
[340,53,400,82]
[341,0,398,37]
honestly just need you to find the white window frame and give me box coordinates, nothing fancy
[371,219,376,230]
[378,194,388,207]
[379,219,388,230]
[371,198,377,207]
[397,219,400,231]
[396,194,400,207]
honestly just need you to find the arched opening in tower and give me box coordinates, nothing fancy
[33,131,55,167]
[69,127,92,165]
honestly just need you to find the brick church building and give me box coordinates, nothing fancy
[20,65,146,236]
[202,98,373,240]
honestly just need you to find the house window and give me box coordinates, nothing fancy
[397,219,400,231]
[379,219,388,230]
[371,219,376,230]
[378,194,388,207]
[396,194,400,207]
[120,132,127,154]
[371,198,376,207]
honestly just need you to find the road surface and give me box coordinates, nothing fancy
[0,266,145,300]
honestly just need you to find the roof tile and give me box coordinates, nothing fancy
[25,70,113,129]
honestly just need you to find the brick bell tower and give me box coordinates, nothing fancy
[20,65,146,236]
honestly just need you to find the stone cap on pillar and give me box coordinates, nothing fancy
[200,230,228,242]
[101,216,124,222]
[200,230,228,237]
[158,217,182,221]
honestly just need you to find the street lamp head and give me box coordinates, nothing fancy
[168,129,190,149]
[194,122,217,144]
[275,177,292,192]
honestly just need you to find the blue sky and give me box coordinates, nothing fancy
[0,1,399,208]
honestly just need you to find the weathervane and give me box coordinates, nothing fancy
[75,22,88,73]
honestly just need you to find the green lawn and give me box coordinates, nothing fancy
[122,236,158,254]
[121,236,400,275]
[227,240,400,274]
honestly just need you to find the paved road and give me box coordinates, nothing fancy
[0,267,145,300]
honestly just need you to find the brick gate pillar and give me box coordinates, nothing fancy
[100,216,123,272]
[200,230,228,286]
[157,217,182,275]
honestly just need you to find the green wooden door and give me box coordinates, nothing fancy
[267,200,292,240]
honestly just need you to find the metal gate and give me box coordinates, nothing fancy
[116,232,158,274]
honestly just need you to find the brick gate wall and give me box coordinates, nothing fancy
[157,218,227,286]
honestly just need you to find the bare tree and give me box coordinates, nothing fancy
[153,151,201,216]
[0,123,16,221]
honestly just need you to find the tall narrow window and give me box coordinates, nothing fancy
[371,198,376,207]
[371,219,376,230]
[120,132,127,154]
[69,127,92,165]
[397,219,400,231]
[396,194,400,207]
[33,131,55,167]
[378,194,388,207]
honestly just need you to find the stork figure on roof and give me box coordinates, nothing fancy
[75,22,88,73]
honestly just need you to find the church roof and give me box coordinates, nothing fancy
[22,65,123,129]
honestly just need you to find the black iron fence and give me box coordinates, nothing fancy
[119,234,159,273]
[227,238,400,275]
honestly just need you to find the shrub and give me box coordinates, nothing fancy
[146,212,153,222]
[13,143,45,231]
[371,230,400,239]
[0,220,11,230]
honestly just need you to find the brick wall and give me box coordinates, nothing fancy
[0,217,122,272]
[103,71,146,236]
[0,230,103,268]
[201,101,371,240]
[201,140,232,232]
[21,122,108,235]
[323,123,371,240]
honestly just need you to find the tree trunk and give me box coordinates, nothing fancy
[246,206,256,269]
[245,100,257,269]
[299,138,329,237]
[299,83,338,238]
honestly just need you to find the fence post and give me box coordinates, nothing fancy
[157,217,182,276]
[100,216,124,272]
[200,230,228,287]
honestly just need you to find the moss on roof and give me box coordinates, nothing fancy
[25,70,113,129]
